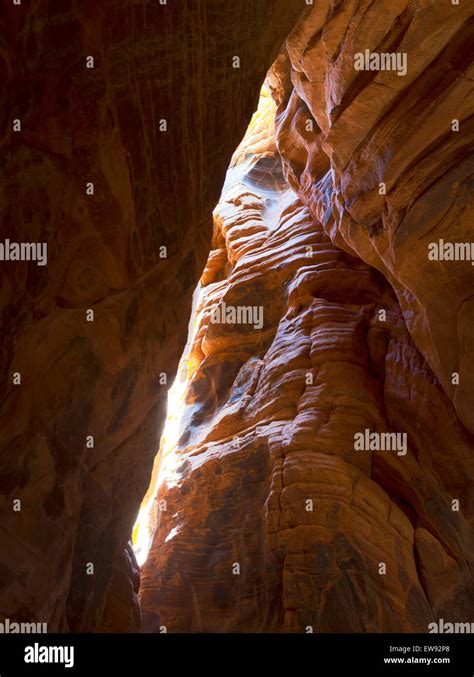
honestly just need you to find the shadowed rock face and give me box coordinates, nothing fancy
[0,1,304,631]
[139,3,474,632]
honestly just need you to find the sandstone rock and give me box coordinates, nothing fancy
[0,0,303,631]
[139,75,474,630]
[1,0,473,634]
[271,0,474,432]
[97,543,141,633]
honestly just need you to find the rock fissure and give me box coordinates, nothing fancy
[1,0,473,634]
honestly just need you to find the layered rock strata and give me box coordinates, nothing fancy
[140,74,474,631]
[269,0,474,432]
[1,0,472,633]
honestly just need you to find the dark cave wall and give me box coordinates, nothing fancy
[0,0,304,631]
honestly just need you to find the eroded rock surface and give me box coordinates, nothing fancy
[140,6,474,629]
[269,0,474,432]
[0,0,303,631]
[141,189,474,627]
[1,0,473,634]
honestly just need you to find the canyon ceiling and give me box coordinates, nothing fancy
[0,0,473,633]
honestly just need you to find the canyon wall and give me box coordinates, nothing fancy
[270,0,474,431]
[0,0,304,631]
[140,0,474,632]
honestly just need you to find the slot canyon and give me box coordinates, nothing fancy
[0,0,473,636]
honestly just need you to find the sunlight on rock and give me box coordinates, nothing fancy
[132,287,203,566]
[132,84,275,567]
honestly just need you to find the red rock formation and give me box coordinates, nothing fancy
[0,1,303,631]
[1,0,473,634]
[139,3,474,629]
[269,0,474,432]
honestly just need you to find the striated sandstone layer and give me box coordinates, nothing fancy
[0,1,304,631]
[139,80,474,631]
[269,0,474,432]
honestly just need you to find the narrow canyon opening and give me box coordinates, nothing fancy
[131,82,288,568]
[2,0,472,642]
[125,38,474,630]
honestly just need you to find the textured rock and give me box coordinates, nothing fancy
[97,543,141,633]
[1,0,473,634]
[270,0,474,432]
[0,1,303,631]
[139,81,474,631]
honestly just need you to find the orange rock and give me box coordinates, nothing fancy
[140,66,474,630]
